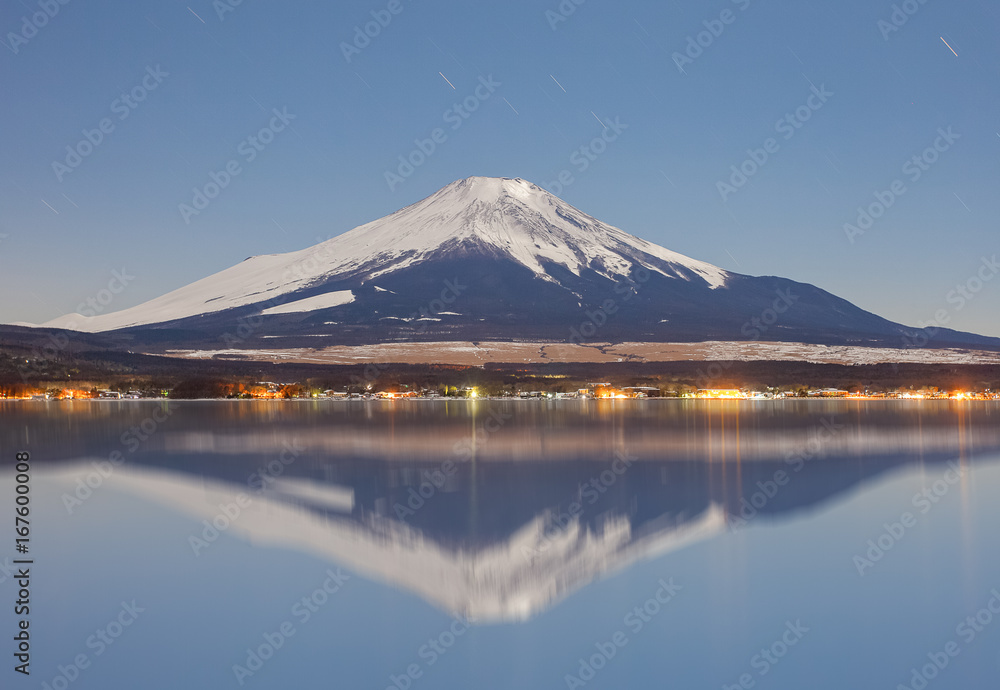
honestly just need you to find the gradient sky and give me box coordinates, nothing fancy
[2,0,998,336]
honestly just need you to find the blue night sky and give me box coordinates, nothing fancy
[2,0,998,336]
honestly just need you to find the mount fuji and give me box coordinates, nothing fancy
[27,176,1000,351]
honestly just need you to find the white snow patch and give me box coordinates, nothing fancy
[261,291,354,315]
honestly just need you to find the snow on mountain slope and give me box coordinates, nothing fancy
[324,176,730,286]
[34,177,731,333]
[260,290,355,315]
[40,251,325,332]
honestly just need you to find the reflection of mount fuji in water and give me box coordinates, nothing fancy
[110,464,727,623]
[28,401,1000,623]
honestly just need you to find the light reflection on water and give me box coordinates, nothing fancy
[2,400,999,689]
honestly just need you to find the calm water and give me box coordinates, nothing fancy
[2,400,1000,689]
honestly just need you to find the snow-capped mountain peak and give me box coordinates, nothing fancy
[17,175,1000,350]
[36,177,730,333]
[311,175,729,285]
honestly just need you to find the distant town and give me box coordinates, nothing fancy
[3,343,999,402]
[5,381,998,401]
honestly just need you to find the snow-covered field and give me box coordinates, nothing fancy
[164,340,1000,365]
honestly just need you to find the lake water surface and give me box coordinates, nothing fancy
[2,400,1000,689]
